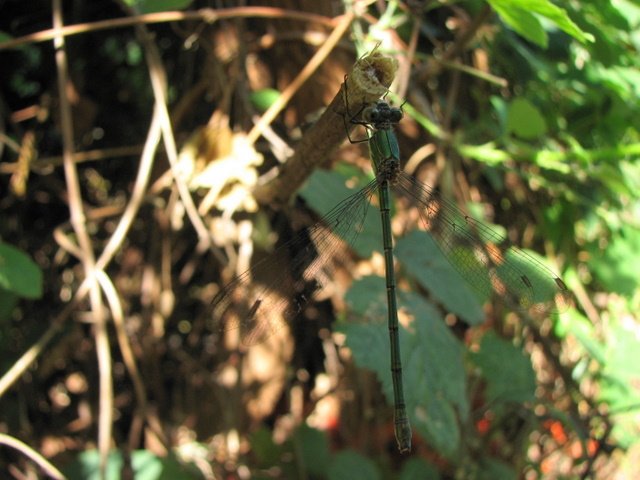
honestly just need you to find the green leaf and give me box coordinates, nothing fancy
[506,98,547,139]
[588,226,640,296]
[599,325,640,447]
[403,293,469,458]
[588,64,640,99]
[63,450,122,480]
[328,450,381,480]
[132,450,164,480]
[0,289,18,323]
[395,230,486,325]
[488,0,594,47]
[599,325,640,408]
[590,162,634,198]
[251,426,283,468]
[249,88,281,112]
[468,331,537,406]
[0,242,42,299]
[457,142,510,166]
[62,449,203,480]
[490,95,509,136]
[399,458,441,480]
[490,1,548,48]
[0,32,14,43]
[531,150,573,173]
[555,309,605,364]
[298,424,331,477]
[123,0,193,14]
[477,458,518,480]
[342,279,468,459]
[343,275,387,320]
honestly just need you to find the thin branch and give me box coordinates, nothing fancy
[0,434,66,480]
[133,15,226,261]
[52,1,112,477]
[95,269,170,450]
[0,7,337,51]
[0,145,145,174]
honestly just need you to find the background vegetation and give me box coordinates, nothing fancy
[1,0,639,478]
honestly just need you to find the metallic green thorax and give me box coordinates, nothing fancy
[369,129,401,177]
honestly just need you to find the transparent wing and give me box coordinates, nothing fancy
[394,172,571,314]
[210,179,379,345]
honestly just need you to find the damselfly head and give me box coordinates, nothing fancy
[362,100,403,126]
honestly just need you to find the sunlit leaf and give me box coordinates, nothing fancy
[599,325,640,448]
[123,0,193,14]
[588,226,640,296]
[249,88,281,112]
[328,450,381,480]
[395,231,486,325]
[342,279,467,459]
[506,98,547,139]
[488,0,594,47]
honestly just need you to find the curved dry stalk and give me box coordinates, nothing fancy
[95,269,170,450]
[0,7,337,51]
[133,17,227,261]
[0,145,146,174]
[52,1,112,476]
[0,434,66,480]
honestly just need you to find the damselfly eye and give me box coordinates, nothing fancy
[362,105,380,123]
[390,110,403,123]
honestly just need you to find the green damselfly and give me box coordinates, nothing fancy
[210,83,571,453]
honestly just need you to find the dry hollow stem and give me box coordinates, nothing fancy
[254,51,399,204]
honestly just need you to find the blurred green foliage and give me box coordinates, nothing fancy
[62,449,204,480]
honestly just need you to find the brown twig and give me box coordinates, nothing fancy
[0,434,66,480]
[0,7,337,51]
[52,1,113,476]
[131,12,228,262]
[0,145,146,174]
[254,50,399,204]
